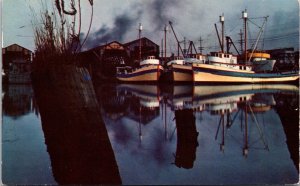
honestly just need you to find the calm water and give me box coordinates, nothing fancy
[2,83,299,185]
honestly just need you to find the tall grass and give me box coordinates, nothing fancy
[32,0,93,72]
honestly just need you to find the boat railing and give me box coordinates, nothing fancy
[116,66,133,74]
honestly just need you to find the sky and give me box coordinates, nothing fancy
[2,0,299,55]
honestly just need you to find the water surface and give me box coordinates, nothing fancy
[2,83,299,184]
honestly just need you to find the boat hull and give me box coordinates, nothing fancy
[193,64,299,83]
[117,65,163,82]
[171,64,193,82]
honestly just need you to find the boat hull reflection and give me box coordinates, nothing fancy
[96,83,298,185]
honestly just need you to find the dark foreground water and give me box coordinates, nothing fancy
[2,83,299,185]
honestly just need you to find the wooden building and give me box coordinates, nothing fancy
[2,44,33,83]
[124,37,160,66]
[79,38,159,80]
[79,41,130,79]
[266,47,299,71]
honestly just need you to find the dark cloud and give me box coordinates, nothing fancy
[146,0,185,31]
[82,11,141,50]
[80,0,299,52]
[81,0,187,51]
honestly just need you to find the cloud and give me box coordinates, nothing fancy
[81,0,188,50]
[4,0,297,52]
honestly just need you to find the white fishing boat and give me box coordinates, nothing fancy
[166,54,207,83]
[116,56,163,82]
[116,24,163,82]
[163,22,206,83]
[193,10,299,84]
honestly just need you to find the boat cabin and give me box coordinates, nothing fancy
[174,56,184,60]
[140,56,160,66]
[167,56,184,66]
[208,52,237,64]
[184,54,207,64]
[210,52,233,58]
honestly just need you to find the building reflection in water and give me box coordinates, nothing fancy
[96,83,299,185]
[2,84,53,185]
[2,84,38,118]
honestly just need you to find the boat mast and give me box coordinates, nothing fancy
[199,37,203,54]
[161,39,164,58]
[169,21,185,58]
[184,37,187,56]
[242,9,248,62]
[239,29,243,54]
[220,14,225,53]
[248,16,269,62]
[164,24,168,63]
[139,23,142,62]
[214,23,222,52]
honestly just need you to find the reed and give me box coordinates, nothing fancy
[32,0,93,73]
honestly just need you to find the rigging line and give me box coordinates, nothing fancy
[238,33,299,41]
[249,16,269,20]
[247,21,253,47]
[228,23,241,34]
[264,34,300,40]
[248,103,269,150]
[262,20,267,50]
[215,114,223,140]
[248,19,264,29]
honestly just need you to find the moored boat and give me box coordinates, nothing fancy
[193,10,299,84]
[116,23,163,83]
[169,54,207,82]
[193,63,299,83]
[116,56,163,82]
[163,22,206,83]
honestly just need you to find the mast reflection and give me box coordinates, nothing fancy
[97,83,298,183]
[191,84,298,157]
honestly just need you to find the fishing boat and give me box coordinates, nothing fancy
[193,10,299,84]
[163,22,206,83]
[165,54,206,83]
[116,24,163,83]
[116,56,163,82]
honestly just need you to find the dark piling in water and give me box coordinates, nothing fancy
[30,1,121,183]
[274,92,299,172]
[174,109,198,169]
[33,65,122,184]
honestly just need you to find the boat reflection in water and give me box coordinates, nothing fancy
[98,83,298,185]
[193,85,278,156]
